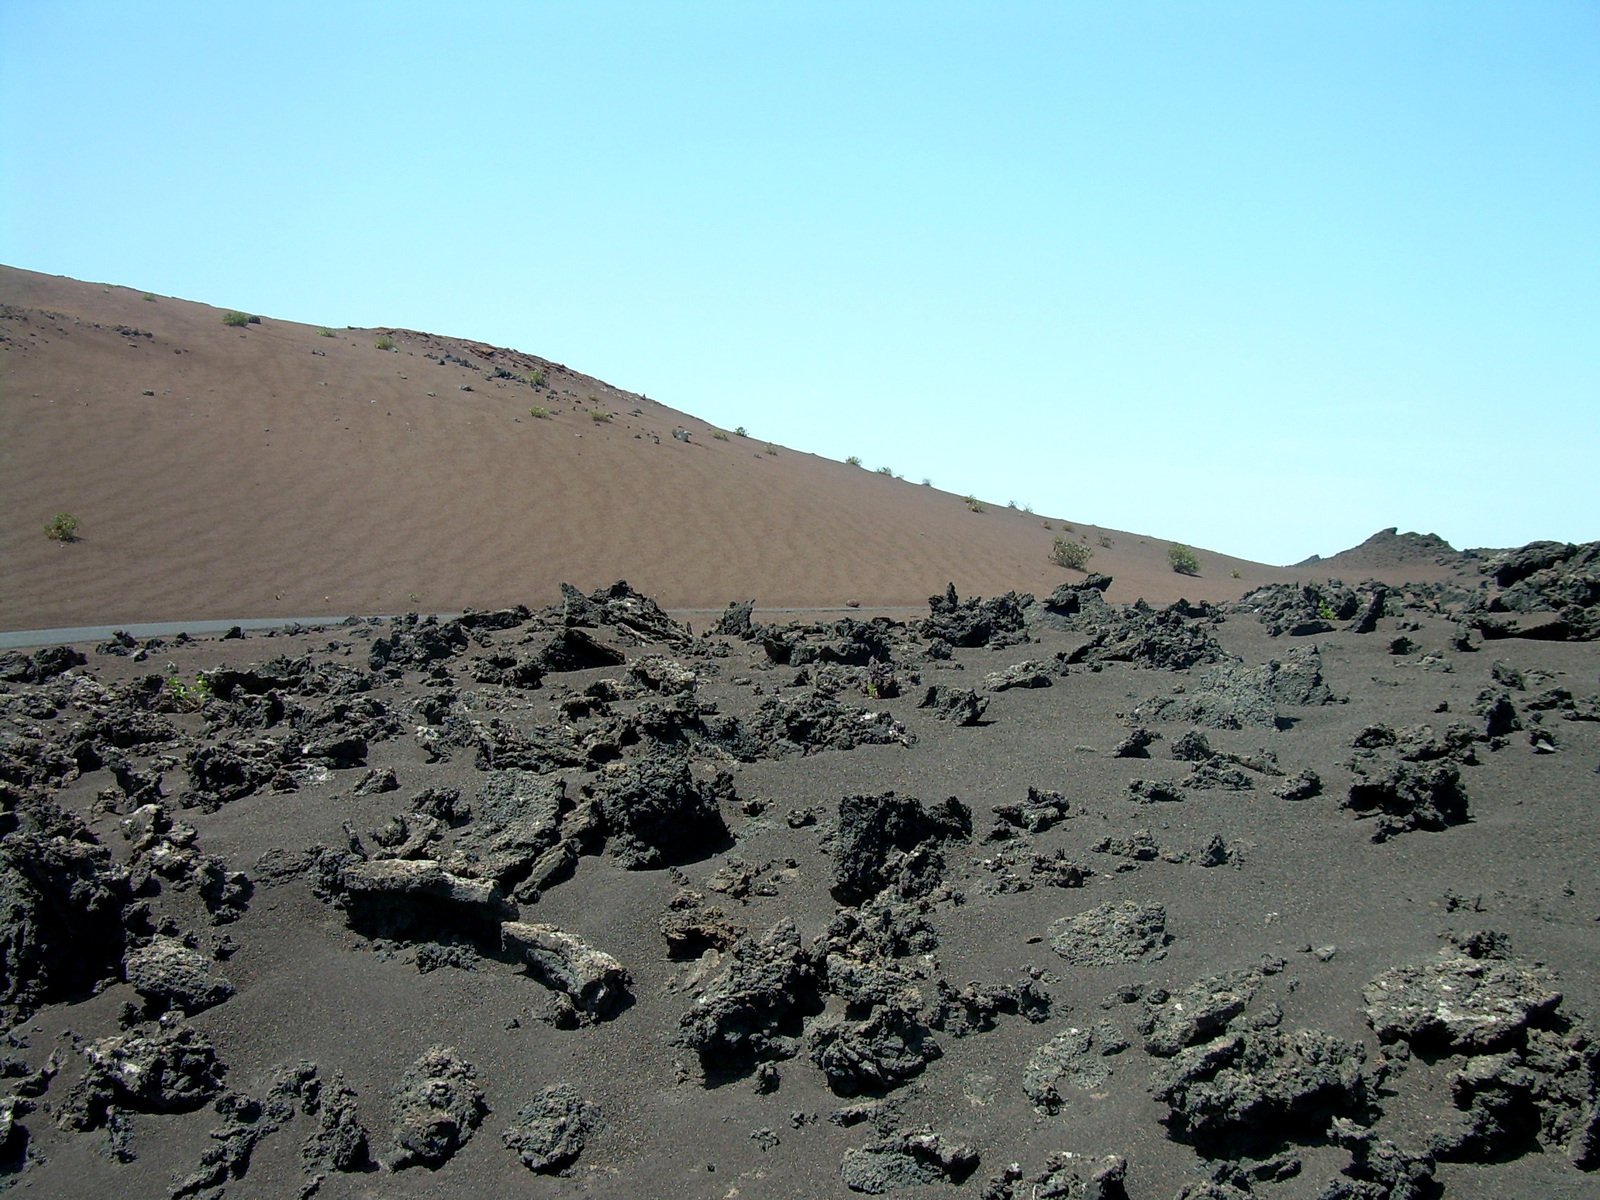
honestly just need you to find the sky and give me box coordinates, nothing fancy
[3,1,1596,564]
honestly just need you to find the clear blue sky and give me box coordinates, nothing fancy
[4,1,1595,564]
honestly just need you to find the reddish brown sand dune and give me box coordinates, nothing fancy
[1,267,1463,631]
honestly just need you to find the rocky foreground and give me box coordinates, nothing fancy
[1,544,1598,1198]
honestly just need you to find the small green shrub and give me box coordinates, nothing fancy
[876,465,893,476]
[846,456,862,467]
[1169,544,1201,576]
[163,672,213,712]
[1051,537,1094,570]
[764,443,778,455]
[1231,568,1241,579]
[44,512,80,542]
[222,311,251,327]
[922,478,932,487]
[590,409,612,423]
[964,494,984,513]
[530,370,547,387]
[1098,534,1114,548]
[735,426,748,437]
[374,336,396,351]
[142,293,157,302]
[712,430,729,441]
[529,406,550,419]
[1007,500,1017,509]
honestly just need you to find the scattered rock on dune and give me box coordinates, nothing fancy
[6,562,1600,1195]
[389,1045,485,1169]
[1051,901,1169,966]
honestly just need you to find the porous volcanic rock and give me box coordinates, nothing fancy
[501,1084,598,1173]
[389,1045,485,1169]
[831,791,972,906]
[122,937,234,1015]
[676,919,824,1077]
[1050,901,1169,966]
[839,1127,979,1193]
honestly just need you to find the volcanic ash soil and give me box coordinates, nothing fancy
[0,564,1598,1198]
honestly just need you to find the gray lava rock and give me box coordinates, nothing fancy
[1113,727,1156,758]
[1274,769,1322,801]
[447,770,566,888]
[1059,604,1224,670]
[335,857,514,940]
[1138,644,1337,731]
[60,1023,226,1135]
[501,921,631,1019]
[555,579,696,646]
[989,787,1070,837]
[710,693,914,760]
[585,752,731,869]
[1023,1022,1127,1112]
[922,583,1028,648]
[1125,778,1184,805]
[0,827,129,1022]
[840,1127,979,1193]
[1343,760,1469,841]
[123,938,234,1015]
[832,791,972,905]
[1152,1028,1369,1149]
[810,1003,942,1096]
[501,1084,598,1173]
[984,661,1054,692]
[1362,956,1562,1053]
[917,685,988,725]
[389,1045,485,1169]
[1018,1153,1130,1200]
[1051,901,1169,966]
[712,599,757,638]
[1141,970,1262,1056]
[676,919,823,1075]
